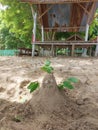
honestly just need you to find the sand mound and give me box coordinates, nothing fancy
[0,57,98,130]
[14,73,98,130]
[0,74,98,130]
[30,73,65,113]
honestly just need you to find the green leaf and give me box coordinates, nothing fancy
[68,77,79,83]
[45,60,51,66]
[41,60,53,73]
[63,80,74,89]
[28,81,39,93]
[49,66,54,71]
[41,66,53,73]
[58,83,64,89]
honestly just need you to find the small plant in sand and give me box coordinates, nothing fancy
[27,60,78,93]
[41,60,54,74]
[58,77,78,90]
[28,81,39,93]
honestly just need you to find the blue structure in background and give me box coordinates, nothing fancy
[0,50,18,56]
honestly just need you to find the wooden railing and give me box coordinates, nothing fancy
[33,41,97,56]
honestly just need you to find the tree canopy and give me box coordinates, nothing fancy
[0,0,33,49]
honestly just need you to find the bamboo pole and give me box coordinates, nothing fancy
[41,25,44,42]
[85,24,89,42]
[32,13,37,57]
[41,25,44,56]
[30,4,37,57]
[82,24,89,56]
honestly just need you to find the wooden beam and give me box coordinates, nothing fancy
[20,0,98,4]
[38,5,54,20]
[87,2,96,24]
[77,3,89,15]
[43,26,86,32]
[37,4,43,25]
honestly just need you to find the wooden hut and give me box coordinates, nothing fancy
[20,0,98,56]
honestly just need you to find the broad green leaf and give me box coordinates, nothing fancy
[42,60,53,73]
[68,77,79,83]
[28,81,39,93]
[45,60,51,66]
[63,80,74,89]
[41,66,53,73]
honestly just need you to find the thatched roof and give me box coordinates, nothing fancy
[20,0,98,32]
[38,2,98,32]
[21,0,98,4]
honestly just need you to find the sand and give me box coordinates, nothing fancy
[0,56,98,130]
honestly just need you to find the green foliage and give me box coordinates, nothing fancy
[0,0,36,49]
[55,32,84,41]
[0,27,24,49]
[45,60,51,66]
[41,60,54,74]
[89,9,98,39]
[28,81,39,93]
[63,81,74,89]
[58,77,79,90]
[55,32,74,40]
[67,77,79,83]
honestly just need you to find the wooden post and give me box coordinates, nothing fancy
[30,4,37,57]
[51,43,54,57]
[85,24,89,41]
[32,13,37,57]
[95,36,98,56]
[41,25,44,42]
[89,46,92,56]
[82,24,89,56]
[40,25,44,56]
[71,44,75,56]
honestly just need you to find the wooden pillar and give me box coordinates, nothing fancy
[82,24,89,56]
[85,24,89,41]
[40,25,44,56]
[30,4,37,57]
[41,25,44,42]
[95,36,98,56]
[32,13,37,57]
[71,44,75,56]
[51,43,54,57]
